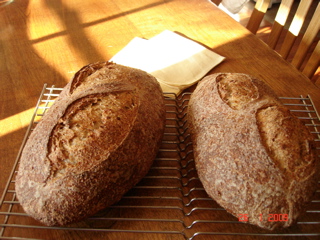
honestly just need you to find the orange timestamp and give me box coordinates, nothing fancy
[238,213,289,222]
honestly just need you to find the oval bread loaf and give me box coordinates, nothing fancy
[188,73,319,230]
[15,62,166,226]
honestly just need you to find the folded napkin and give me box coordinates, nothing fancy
[110,30,225,95]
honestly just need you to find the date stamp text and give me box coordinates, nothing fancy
[238,214,288,222]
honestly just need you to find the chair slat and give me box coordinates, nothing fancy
[279,0,313,59]
[267,0,294,49]
[246,0,271,34]
[292,2,320,69]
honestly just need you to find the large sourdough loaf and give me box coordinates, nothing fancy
[188,73,319,230]
[15,62,166,226]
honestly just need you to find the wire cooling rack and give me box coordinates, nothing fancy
[0,84,320,240]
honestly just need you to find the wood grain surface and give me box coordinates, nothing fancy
[1,0,319,239]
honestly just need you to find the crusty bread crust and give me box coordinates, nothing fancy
[15,62,166,226]
[188,73,319,230]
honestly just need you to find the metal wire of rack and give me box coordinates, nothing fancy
[0,84,320,240]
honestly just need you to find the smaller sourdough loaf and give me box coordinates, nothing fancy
[15,62,166,226]
[188,73,319,230]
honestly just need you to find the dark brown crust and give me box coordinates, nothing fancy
[188,73,319,230]
[15,62,166,226]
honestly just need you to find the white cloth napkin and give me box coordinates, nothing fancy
[110,30,225,95]
[221,0,249,14]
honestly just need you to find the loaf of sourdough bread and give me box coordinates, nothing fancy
[15,62,166,226]
[188,73,319,230]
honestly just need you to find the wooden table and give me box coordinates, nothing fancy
[1,0,319,239]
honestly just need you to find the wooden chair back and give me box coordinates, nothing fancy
[246,0,272,34]
[247,0,320,83]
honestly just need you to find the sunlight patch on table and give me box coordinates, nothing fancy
[0,101,51,137]
[0,109,34,137]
